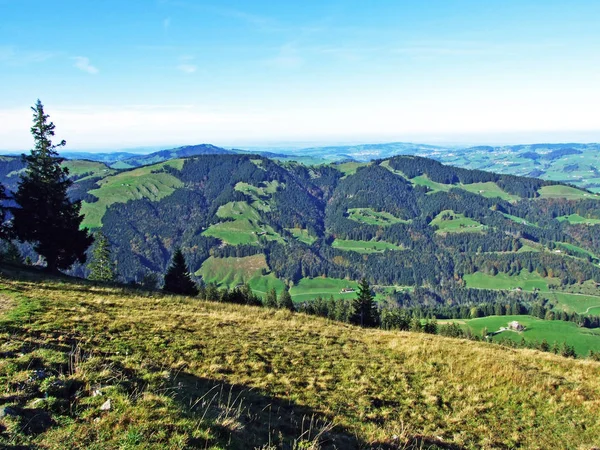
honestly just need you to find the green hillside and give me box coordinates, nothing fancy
[1,273,600,449]
[80,159,184,228]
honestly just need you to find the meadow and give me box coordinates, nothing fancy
[331,238,403,254]
[429,210,486,233]
[346,208,409,226]
[1,272,600,448]
[459,315,600,357]
[80,160,184,229]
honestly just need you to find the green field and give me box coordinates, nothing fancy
[546,292,600,315]
[286,227,317,245]
[202,220,282,246]
[336,161,368,176]
[410,175,452,192]
[80,159,184,228]
[556,213,600,225]
[555,241,598,260]
[464,270,559,292]
[216,201,261,221]
[460,182,519,202]
[234,180,283,211]
[503,213,537,227]
[461,315,600,357]
[290,277,360,302]
[538,185,594,200]
[430,210,486,233]
[332,238,403,254]
[63,160,115,179]
[196,254,286,295]
[347,207,409,226]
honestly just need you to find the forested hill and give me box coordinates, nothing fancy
[3,153,600,311]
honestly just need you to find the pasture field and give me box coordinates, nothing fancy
[463,271,559,292]
[196,255,286,295]
[347,208,409,226]
[63,160,115,179]
[336,161,368,176]
[461,315,600,357]
[286,227,317,245]
[430,210,486,233]
[80,159,185,228]
[290,277,360,303]
[202,220,283,246]
[215,201,261,222]
[459,182,519,202]
[410,175,451,192]
[502,213,537,226]
[332,239,403,254]
[556,213,600,225]
[538,184,594,200]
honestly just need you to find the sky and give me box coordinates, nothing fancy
[1,0,600,150]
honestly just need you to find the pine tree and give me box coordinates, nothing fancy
[12,100,93,272]
[88,231,117,282]
[163,247,199,296]
[278,288,295,311]
[264,288,278,308]
[350,278,379,327]
[0,183,9,240]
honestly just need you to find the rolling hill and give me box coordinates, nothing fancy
[4,152,600,357]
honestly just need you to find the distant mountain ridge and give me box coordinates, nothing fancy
[111,144,236,169]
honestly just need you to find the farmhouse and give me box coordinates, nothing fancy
[508,321,525,332]
[340,288,355,294]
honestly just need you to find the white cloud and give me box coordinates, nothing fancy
[73,56,99,74]
[177,64,197,73]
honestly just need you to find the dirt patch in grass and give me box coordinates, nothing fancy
[0,293,14,314]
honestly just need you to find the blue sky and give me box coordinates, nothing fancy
[1,0,600,150]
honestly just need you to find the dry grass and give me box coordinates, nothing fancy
[1,272,600,449]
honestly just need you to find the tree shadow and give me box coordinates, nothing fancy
[169,371,361,449]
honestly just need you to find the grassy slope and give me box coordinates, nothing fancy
[347,208,409,226]
[196,255,286,294]
[556,213,600,225]
[80,160,184,229]
[1,274,600,449]
[332,239,403,254]
[463,271,559,292]
[464,271,600,314]
[430,210,486,233]
[461,315,600,357]
[538,185,593,200]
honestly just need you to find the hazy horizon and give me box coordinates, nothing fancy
[2,0,600,150]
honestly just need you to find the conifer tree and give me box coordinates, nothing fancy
[88,231,117,282]
[0,184,9,240]
[278,287,295,311]
[12,100,93,272]
[264,288,278,308]
[163,247,199,296]
[350,278,379,327]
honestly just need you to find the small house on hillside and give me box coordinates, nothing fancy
[508,321,525,332]
[340,288,355,294]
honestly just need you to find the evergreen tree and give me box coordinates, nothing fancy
[350,278,379,327]
[12,100,93,272]
[264,288,278,308]
[0,184,9,240]
[88,231,117,282]
[163,247,199,296]
[278,288,295,311]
